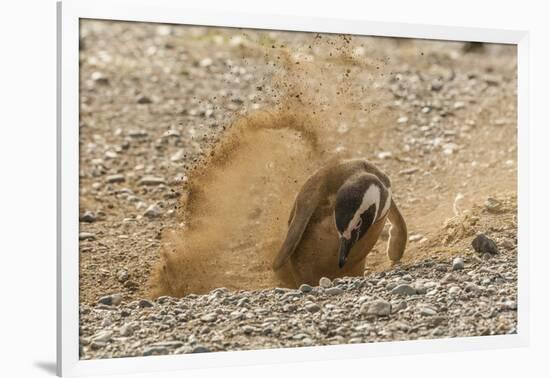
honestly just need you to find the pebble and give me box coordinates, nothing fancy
[119,324,134,337]
[484,198,502,213]
[391,284,417,296]
[448,286,461,295]
[399,167,419,175]
[452,257,465,270]
[361,299,391,316]
[501,239,515,250]
[116,269,129,283]
[409,234,423,242]
[503,300,517,310]
[144,204,162,218]
[191,345,211,353]
[91,331,112,343]
[105,174,125,184]
[325,287,344,295]
[170,150,185,162]
[319,277,332,288]
[431,80,443,91]
[299,284,313,293]
[305,302,321,313]
[139,176,166,186]
[79,232,96,240]
[377,151,392,160]
[137,95,152,104]
[200,312,218,322]
[90,341,107,350]
[128,130,148,138]
[143,346,168,356]
[453,101,465,110]
[464,283,482,294]
[80,211,97,223]
[98,293,123,306]
[420,306,437,316]
[242,325,257,334]
[199,58,213,67]
[138,299,154,308]
[472,234,499,254]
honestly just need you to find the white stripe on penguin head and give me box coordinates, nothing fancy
[342,184,380,240]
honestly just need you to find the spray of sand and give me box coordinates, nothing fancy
[148,32,395,298]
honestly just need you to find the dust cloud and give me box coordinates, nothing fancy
[149,32,394,297]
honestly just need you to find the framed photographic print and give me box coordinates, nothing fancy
[57,0,529,376]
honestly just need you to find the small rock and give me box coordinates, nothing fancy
[472,234,499,254]
[448,286,461,295]
[138,299,154,308]
[143,346,168,356]
[90,341,107,350]
[170,150,185,162]
[397,116,408,124]
[409,234,423,242]
[305,302,321,313]
[144,204,162,219]
[199,58,213,67]
[139,176,166,186]
[119,324,134,337]
[399,167,419,175]
[152,341,184,348]
[79,232,96,240]
[453,101,465,110]
[200,312,218,322]
[464,283,482,294]
[90,71,109,85]
[431,81,443,91]
[104,150,118,159]
[319,277,332,288]
[391,284,417,296]
[128,130,148,138]
[191,345,211,353]
[376,151,392,160]
[501,239,515,250]
[435,264,448,272]
[452,257,465,271]
[299,283,313,293]
[420,306,437,316]
[91,331,112,343]
[242,325,257,334]
[80,211,96,223]
[98,293,122,306]
[325,287,344,295]
[116,269,129,283]
[361,299,391,316]
[484,197,503,213]
[413,282,428,295]
[105,174,125,184]
[137,95,152,104]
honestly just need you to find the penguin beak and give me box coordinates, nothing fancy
[338,237,354,268]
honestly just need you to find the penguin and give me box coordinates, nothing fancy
[272,159,407,287]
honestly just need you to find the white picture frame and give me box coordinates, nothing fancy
[57,0,530,376]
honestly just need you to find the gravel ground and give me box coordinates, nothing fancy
[78,20,518,359]
[80,203,517,359]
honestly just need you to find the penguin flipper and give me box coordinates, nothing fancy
[273,182,323,271]
[386,199,408,262]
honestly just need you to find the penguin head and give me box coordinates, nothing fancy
[334,176,382,268]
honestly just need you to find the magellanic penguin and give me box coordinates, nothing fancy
[272,159,407,287]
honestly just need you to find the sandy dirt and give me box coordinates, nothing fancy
[78,20,516,305]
